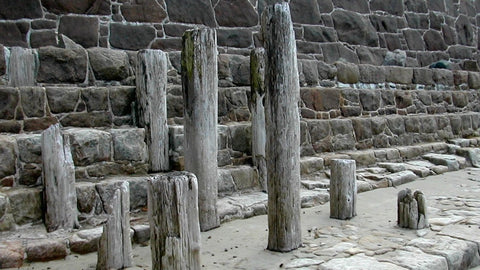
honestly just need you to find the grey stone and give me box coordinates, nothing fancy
[405,0,428,12]
[300,157,324,175]
[370,0,404,15]
[456,15,474,46]
[37,47,87,84]
[69,227,103,254]
[81,87,108,112]
[378,162,406,173]
[335,62,359,84]
[377,246,448,269]
[383,50,407,66]
[109,87,136,116]
[422,153,462,171]
[64,128,112,166]
[0,241,24,268]
[442,24,457,45]
[413,68,434,85]
[42,0,110,15]
[45,87,79,113]
[30,30,57,48]
[356,46,386,65]
[218,168,236,194]
[348,150,376,166]
[229,123,251,155]
[110,128,147,162]
[423,30,448,51]
[0,136,17,179]
[289,0,322,24]
[387,116,406,135]
[150,38,182,52]
[0,87,19,120]
[332,0,369,13]
[321,43,359,64]
[386,67,413,84]
[0,0,42,20]
[359,65,385,83]
[332,10,378,47]
[359,90,380,111]
[405,12,429,29]
[304,26,337,42]
[60,112,112,128]
[20,87,45,118]
[322,253,406,270]
[164,0,216,27]
[132,224,150,244]
[217,28,252,48]
[370,15,398,32]
[403,29,425,51]
[16,134,41,164]
[59,15,99,48]
[121,0,167,23]
[87,48,130,81]
[229,166,257,190]
[5,188,42,225]
[0,22,29,47]
[109,23,156,50]
[214,0,258,27]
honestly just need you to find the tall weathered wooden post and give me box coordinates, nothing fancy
[41,123,78,232]
[97,181,132,270]
[249,48,267,192]
[136,49,170,172]
[181,28,219,231]
[330,159,357,220]
[148,172,201,270]
[262,3,302,252]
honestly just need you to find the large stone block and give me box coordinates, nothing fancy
[150,38,182,52]
[385,67,413,84]
[164,0,216,27]
[304,26,337,43]
[308,120,331,143]
[59,15,99,48]
[20,87,45,118]
[37,47,87,84]
[433,69,454,85]
[356,46,386,65]
[403,29,425,51]
[405,13,429,29]
[109,23,156,50]
[109,87,135,116]
[321,43,359,64]
[370,0,404,16]
[332,10,378,47]
[65,128,112,166]
[359,90,380,111]
[26,239,67,262]
[405,0,428,12]
[0,241,24,268]
[0,0,42,20]
[81,88,108,112]
[370,14,398,33]
[335,62,359,84]
[229,123,251,155]
[332,0,369,13]
[468,72,480,89]
[6,188,42,225]
[217,28,253,48]
[0,87,19,120]
[16,134,41,164]
[289,0,322,24]
[359,65,385,83]
[387,116,406,135]
[456,14,474,46]
[214,0,258,27]
[121,0,167,23]
[46,87,79,113]
[413,68,434,85]
[87,48,130,81]
[423,30,447,51]
[352,118,372,140]
[41,0,110,15]
[301,88,340,111]
[30,30,57,48]
[0,136,17,180]
[0,22,29,47]
[110,128,147,162]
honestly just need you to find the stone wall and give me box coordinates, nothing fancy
[0,0,479,71]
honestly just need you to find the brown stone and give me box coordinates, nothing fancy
[217,28,253,48]
[20,87,45,118]
[60,112,112,127]
[301,88,340,111]
[0,87,19,120]
[121,0,167,23]
[30,30,57,48]
[332,10,378,47]
[0,241,24,268]
[26,239,67,262]
[110,23,156,50]
[59,15,99,48]
[164,0,216,27]
[150,38,182,51]
[423,30,447,51]
[0,21,29,47]
[0,121,21,133]
[46,87,80,113]
[23,116,58,132]
[87,48,130,81]
[289,0,322,24]
[41,0,110,15]
[0,0,43,20]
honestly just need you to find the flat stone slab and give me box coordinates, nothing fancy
[376,246,448,270]
[321,253,407,270]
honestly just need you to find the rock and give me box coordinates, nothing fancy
[321,43,359,64]
[0,0,42,20]
[69,227,103,254]
[289,0,322,24]
[0,136,17,179]
[422,153,463,171]
[0,87,19,120]
[0,22,29,47]
[42,0,110,15]
[109,87,135,116]
[110,128,147,162]
[332,0,369,13]
[413,68,434,84]
[284,258,324,269]
[64,128,111,166]
[58,15,99,48]
[37,47,87,84]
[132,224,150,244]
[5,188,42,225]
[87,48,130,81]
[30,30,57,48]
[20,87,45,118]
[214,0,258,27]
[0,241,24,268]
[45,87,80,113]
[423,30,447,51]
[164,0,216,27]
[300,157,324,175]
[81,87,108,111]
[229,123,251,155]
[217,28,253,48]
[121,0,167,23]
[321,253,406,269]
[218,169,236,194]
[377,246,448,269]
[348,150,376,166]
[359,65,385,83]
[356,46,386,65]
[455,15,474,46]
[229,166,257,191]
[404,164,432,177]
[408,236,480,270]
[403,29,425,51]
[386,67,413,84]
[301,88,340,111]
[60,112,112,128]
[370,0,404,16]
[109,23,156,50]
[332,10,378,47]
[304,25,337,43]
[26,239,67,262]
[75,182,98,213]
[378,162,406,173]
[386,171,419,186]
[335,62,359,84]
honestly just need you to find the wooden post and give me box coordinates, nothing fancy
[8,47,37,87]
[148,172,201,270]
[41,123,78,232]
[181,28,219,231]
[97,181,132,270]
[262,2,302,252]
[398,189,428,229]
[249,48,267,192]
[330,159,357,220]
[136,49,170,172]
